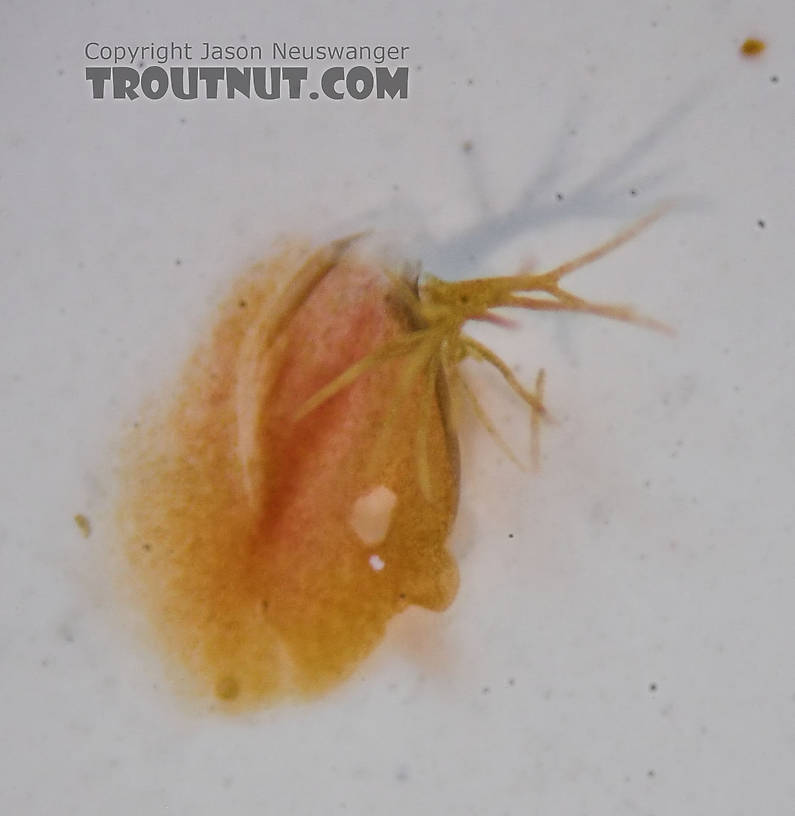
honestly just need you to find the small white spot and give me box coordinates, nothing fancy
[369,554,385,571]
[349,485,398,546]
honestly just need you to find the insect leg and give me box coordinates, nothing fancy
[503,293,672,334]
[461,335,548,468]
[461,336,547,417]
[457,372,526,469]
[294,328,436,421]
[511,204,671,289]
[415,355,441,501]
[364,336,439,483]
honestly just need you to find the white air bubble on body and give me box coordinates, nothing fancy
[349,485,397,546]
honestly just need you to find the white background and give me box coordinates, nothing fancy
[2,0,794,814]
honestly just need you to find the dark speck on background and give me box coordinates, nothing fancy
[58,623,76,643]
[74,514,91,537]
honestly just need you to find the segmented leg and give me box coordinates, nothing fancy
[504,293,672,334]
[511,205,670,289]
[461,336,547,417]
[461,335,548,468]
[294,327,436,420]
[530,368,545,471]
[415,354,441,500]
[365,336,439,483]
[457,373,525,469]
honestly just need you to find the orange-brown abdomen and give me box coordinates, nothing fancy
[118,244,460,709]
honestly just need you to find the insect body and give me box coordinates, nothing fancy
[118,210,668,708]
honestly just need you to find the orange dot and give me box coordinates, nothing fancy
[740,38,766,57]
